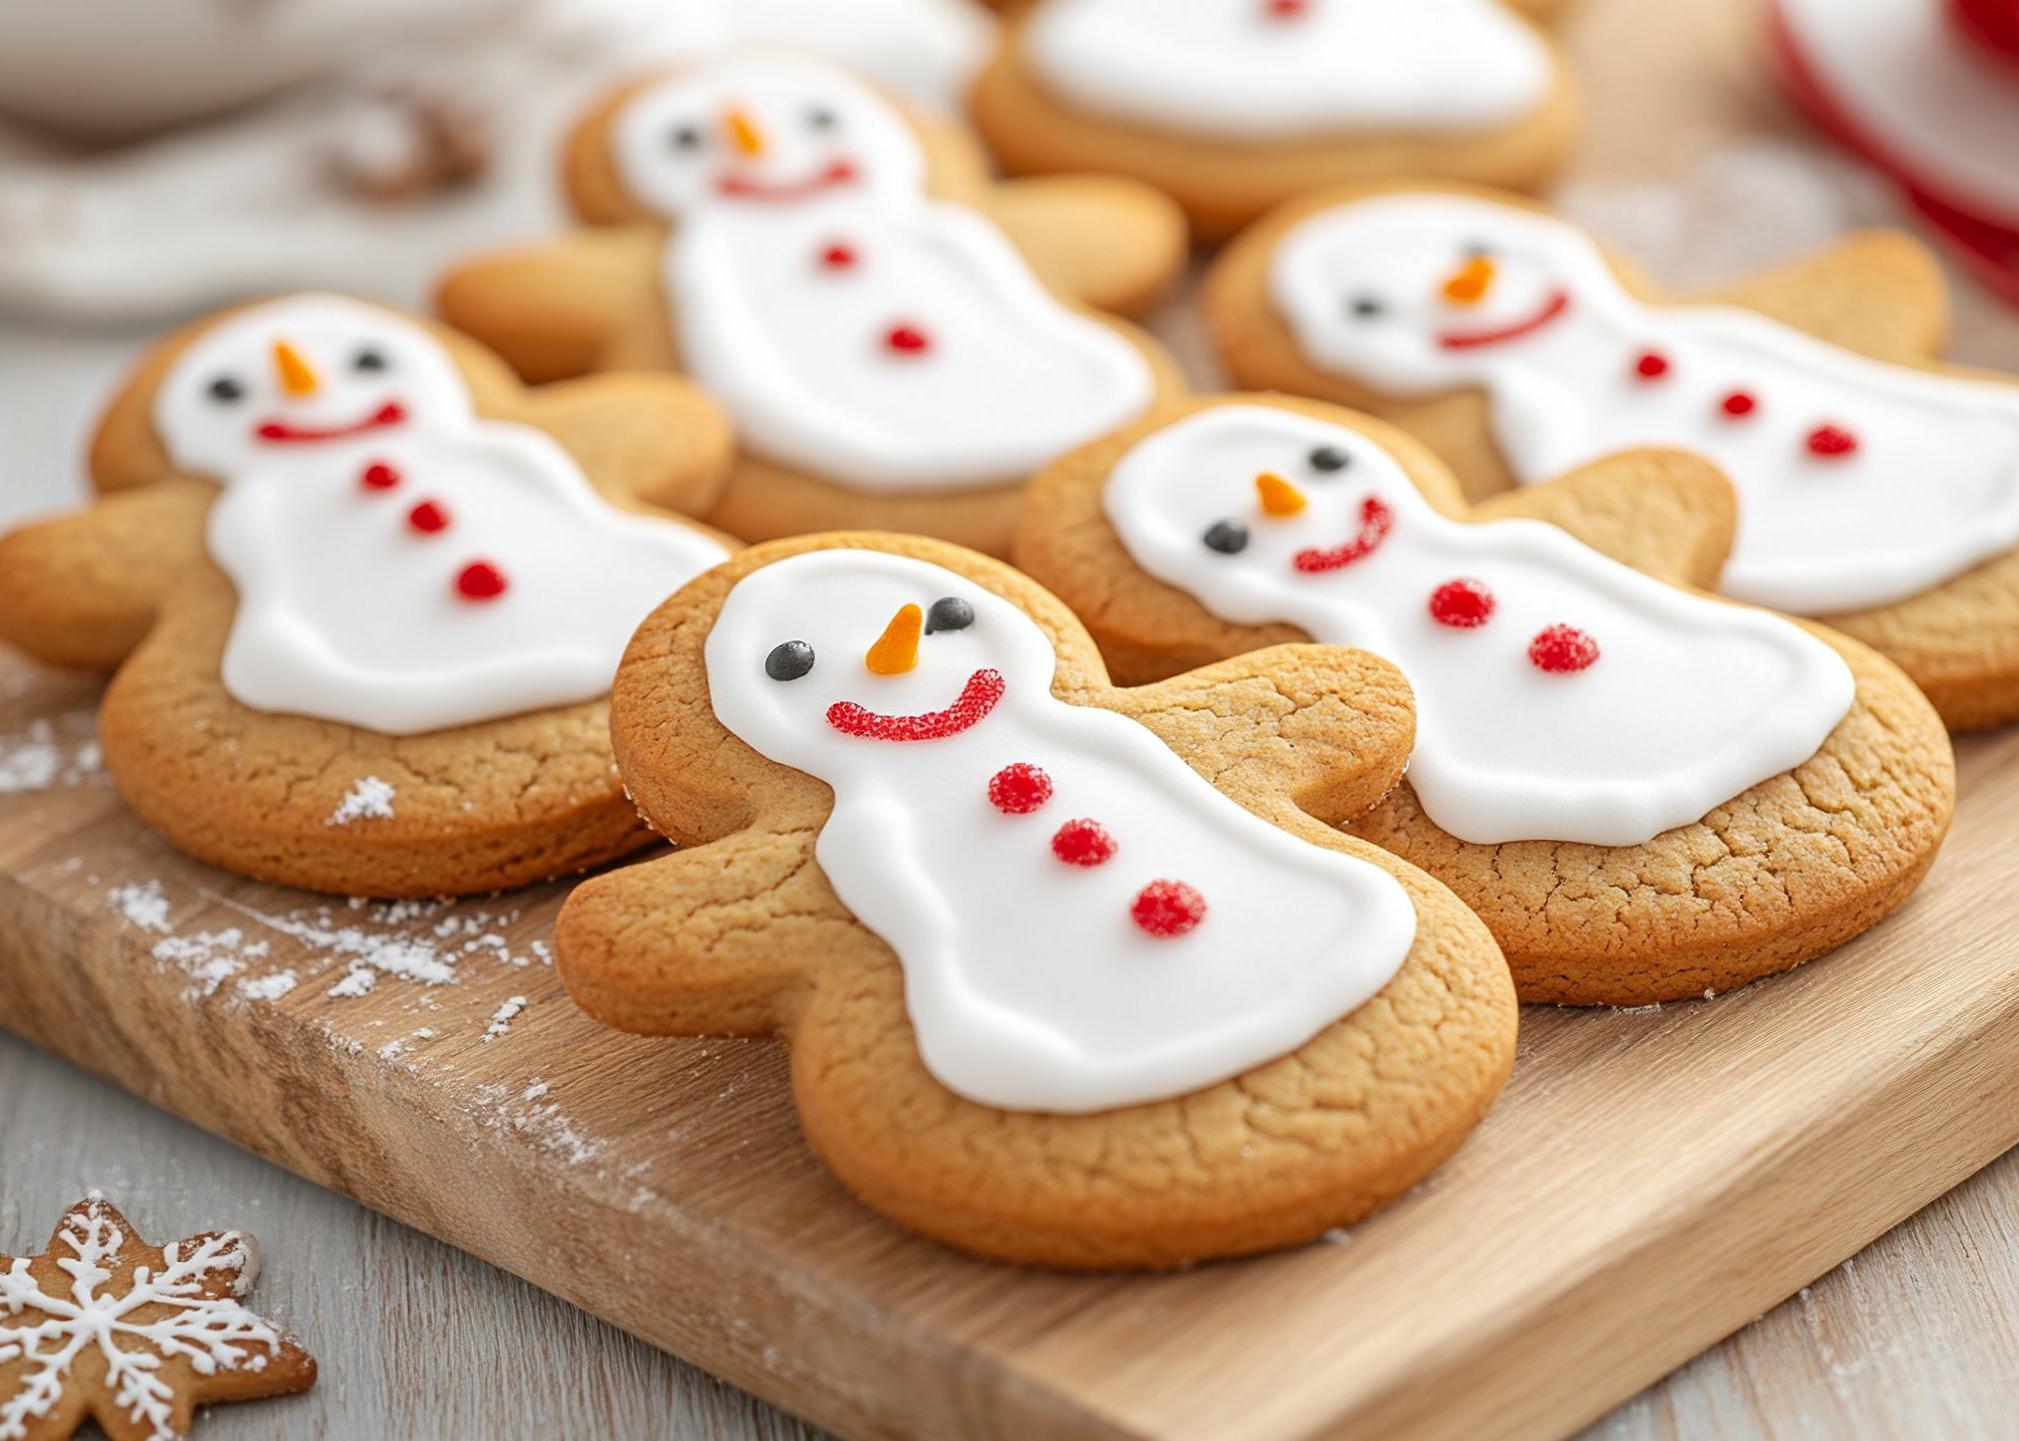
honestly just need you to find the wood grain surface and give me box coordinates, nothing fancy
[6,0,2019,1437]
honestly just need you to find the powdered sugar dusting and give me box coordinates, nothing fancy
[326,968,377,999]
[483,995,528,1043]
[471,1079,605,1167]
[107,881,173,935]
[236,969,299,1002]
[326,775,396,826]
[100,874,556,1030]
[0,714,107,796]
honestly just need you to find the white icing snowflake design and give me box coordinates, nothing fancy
[0,1194,310,1441]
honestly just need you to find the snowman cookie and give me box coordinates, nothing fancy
[1014,396,1956,1004]
[0,293,737,898]
[969,0,1578,242]
[435,54,1187,559]
[555,532,1517,1267]
[1205,183,2019,729]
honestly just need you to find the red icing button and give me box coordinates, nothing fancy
[885,323,931,355]
[1051,818,1117,867]
[1131,880,1207,938]
[987,762,1053,815]
[455,561,508,601]
[1265,0,1310,15]
[1720,391,1757,418]
[361,462,400,491]
[1807,424,1858,457]
[1428,577,1495,628]
[819,241,857,270]
[1529,624,1599,674]
[1633,350,1670,380]
[407,500,449,534]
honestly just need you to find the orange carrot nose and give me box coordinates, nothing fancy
[723,106,767,158]
[865,603,923,675]
[1441,255,1496,306]
[1255,471,1307,517]
[271,340,320,397]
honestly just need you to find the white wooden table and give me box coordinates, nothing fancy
[5,0,2019,1433]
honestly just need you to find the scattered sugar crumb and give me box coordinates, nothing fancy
[327,776,396,826]
[0,715,107,795]
[1613,1002,1665,1016]
[522,1080,549,1101]
[483,995,528,1043]
[107,880,172,935]
[153,928,270,999]
[236,969,298,1001]
[1320,1227,1352,1246]
[326,969,377,999]
[1703,988,1718,1001]
[470,1079,604,1167]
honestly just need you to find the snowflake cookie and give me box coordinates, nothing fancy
[0,1194,315,1441]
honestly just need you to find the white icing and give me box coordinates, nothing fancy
[0,1195,287,1441]
[1022,0,1554,141]
[704,549,1416,1113]
[1104,407,1855,847]
[611,56,929,222]
[1267,193,2019,615]
[160,295,729,735]
[670,199,1155,491]
[614,57,1155,494]
[1778,0,2019,227]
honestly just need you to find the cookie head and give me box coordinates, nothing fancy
[155,293,471,476]
[1269,193,1586,392]
[1105,406,1416,623]
[611,56,928,220]
[704,549,1055,780]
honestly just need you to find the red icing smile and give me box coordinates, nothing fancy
[1436,288,1571,351]
[714,158,859,201]
[1293,496,1395,574]
[827,668,1004,742]
[255,401,407,444]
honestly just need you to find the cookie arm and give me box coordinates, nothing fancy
[511,373,734,517]
[986,176,1189,319]
[0,480,211,671]
[432,227,666,384]
[1469,448,1736,587]
[1105,644,1416,828]
[1707,229,1948,361]
[556,827,880,1038]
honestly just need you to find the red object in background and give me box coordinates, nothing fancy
[1771,0,2019,308]
[1951,0,2019,67]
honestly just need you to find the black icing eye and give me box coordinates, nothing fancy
[924,596,974,634]
[207,375,244,403]
[765,640,815,682]
[1308,445,1351,474]
[669,122,704,151]
[1348,294,1385,320]
[352,348,387,373]
[806,105,838,130]
[1203,520,1249,555]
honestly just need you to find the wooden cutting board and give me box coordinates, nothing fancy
[8,2,2019,1437]
[2,641,2017,1441]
